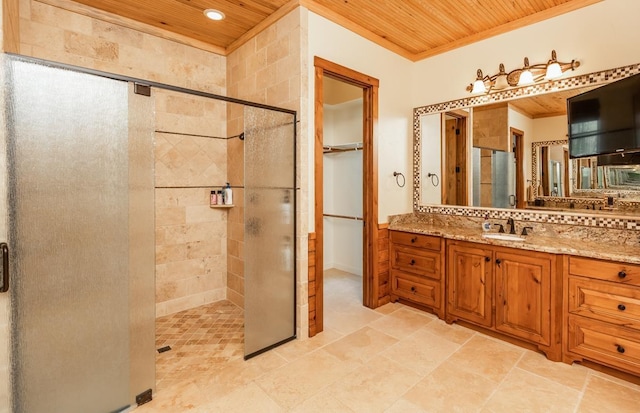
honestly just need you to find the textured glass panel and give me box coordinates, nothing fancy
[244,107,296,357]
[491,150,516,208]
[472,147,481,207]
[7,58,131,412]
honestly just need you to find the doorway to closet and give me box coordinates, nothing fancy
[312,57,380,336]
[322,77,364,332]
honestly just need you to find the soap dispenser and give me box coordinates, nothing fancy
[223,183,233,205]
[482,215,491,232]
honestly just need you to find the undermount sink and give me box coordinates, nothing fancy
[482,233,526,242]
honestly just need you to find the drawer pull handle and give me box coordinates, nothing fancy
[618,270,627,279]
[410,259,416,265]
[485,256,490,262]
[411,237,417,243]
[616,344,625,354]
[495,259,502,267]
[410,286,416,293]
[618,304,626,311]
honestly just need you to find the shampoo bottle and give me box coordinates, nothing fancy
[224,183,233,205]
[482,215,491,232]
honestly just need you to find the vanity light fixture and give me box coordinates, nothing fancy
[471,69,487,94]
[203,8,225,21]
[544,50,563,80]
[467,50,580,94]
[518,58,534,85]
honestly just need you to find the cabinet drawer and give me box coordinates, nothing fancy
[390,231,441,251]
[390,245,441,280]
[568,315,640,374]
[568,276,640,330]
[569,256,640,287]
[391,271,440,308]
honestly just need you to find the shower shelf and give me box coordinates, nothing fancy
[210,205,234,208]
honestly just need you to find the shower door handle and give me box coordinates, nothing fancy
[0,243,7,292]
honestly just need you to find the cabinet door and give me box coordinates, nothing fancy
[447,242,493,327]
[495,250,551,345]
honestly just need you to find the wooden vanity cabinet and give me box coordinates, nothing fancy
[565,256,640,375]
[446,240,561,361]
[446,242,493,327]
[494,249,552,347]
[389,231,445,318]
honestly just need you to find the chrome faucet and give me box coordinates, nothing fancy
[506,218,516,235]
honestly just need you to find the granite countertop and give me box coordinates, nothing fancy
[389,221,640,265]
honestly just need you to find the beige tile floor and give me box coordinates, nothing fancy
[137,268,640,412]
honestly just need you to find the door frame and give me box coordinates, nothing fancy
[313,57,379,335]
[511,127,525,208]
[442,110,468,206]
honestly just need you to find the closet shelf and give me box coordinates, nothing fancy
[323,142,363,153]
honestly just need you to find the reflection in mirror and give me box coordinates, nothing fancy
[532,140,640,196]
[530,140,640,213]
[415,64,640,215]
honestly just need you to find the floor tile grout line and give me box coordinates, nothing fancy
[572,371,593,413]
[477,348,527,411]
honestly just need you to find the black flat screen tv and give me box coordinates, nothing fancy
[567,72,640,158]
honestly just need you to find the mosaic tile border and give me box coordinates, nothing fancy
[416,205,640,231]
[412,63,640,230]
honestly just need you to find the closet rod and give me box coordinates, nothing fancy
[323,213,363,221]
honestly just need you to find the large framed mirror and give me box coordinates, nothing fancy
[414,62,640,216]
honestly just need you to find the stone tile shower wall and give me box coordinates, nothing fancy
[154,90,229,317]
[225,103,244,308]
[226,8,308,336]
[17,0,228,319]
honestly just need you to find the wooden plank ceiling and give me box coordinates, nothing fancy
[65,0,601,60]
[509,86,595,119]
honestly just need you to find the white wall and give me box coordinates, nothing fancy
[508,108,535,188]
[533,116,568,143]
[307,12,415,226]
[325,99,363,145]
[420,113,442,204]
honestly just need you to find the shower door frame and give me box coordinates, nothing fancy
[3,53,297,407]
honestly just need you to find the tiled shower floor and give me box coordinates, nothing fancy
[154,300,244,390]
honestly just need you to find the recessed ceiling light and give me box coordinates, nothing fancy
[204,9,225,21]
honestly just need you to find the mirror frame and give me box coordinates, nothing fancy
[531,139,568,198]
[413,62,640,216]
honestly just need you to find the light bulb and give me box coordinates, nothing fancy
[518,70,534,85]
[204,9,225,21]
[545,62,562,79]
[471,69,487,94]
[545,50,562,79]
[518,57,534,85]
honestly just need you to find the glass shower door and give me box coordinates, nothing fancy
[6,56,155,412]
[243,107,296,358]
[492,150,516,208]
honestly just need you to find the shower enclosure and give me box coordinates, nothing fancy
[2,54,296,412]
[243,107,296,358]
